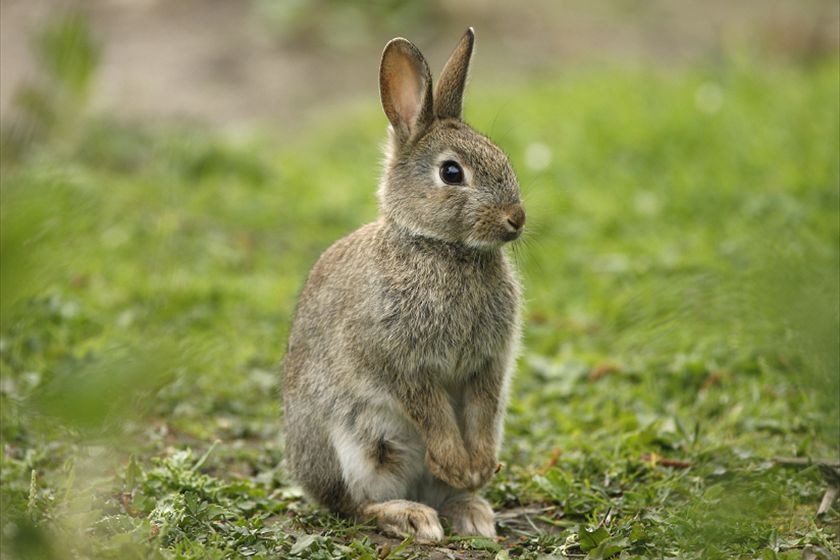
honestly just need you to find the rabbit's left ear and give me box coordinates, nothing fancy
[380,38,434,145]
[434,28,475,120]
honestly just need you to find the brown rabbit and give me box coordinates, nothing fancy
[282,28,525,543]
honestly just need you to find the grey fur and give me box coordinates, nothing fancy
[282,29,525,542]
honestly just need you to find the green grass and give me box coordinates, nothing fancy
[1,50,838,558]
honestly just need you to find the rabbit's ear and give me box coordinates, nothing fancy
[380,38,434,145]
[434,28,475,120]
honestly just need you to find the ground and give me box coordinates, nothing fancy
[1,8,839,560]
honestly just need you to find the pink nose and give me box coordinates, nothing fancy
[505,205,526,232]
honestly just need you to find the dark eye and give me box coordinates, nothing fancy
[439,160,464,185]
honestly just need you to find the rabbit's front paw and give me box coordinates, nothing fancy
[468,451,498,489]
[425,445,474,489]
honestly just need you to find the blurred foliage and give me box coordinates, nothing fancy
[1,9,839,560]
[1,12,99,163]
[33,12,99,102]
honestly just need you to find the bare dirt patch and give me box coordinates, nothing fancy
[2,0,837,132]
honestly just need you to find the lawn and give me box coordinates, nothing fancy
[1,21,838,559]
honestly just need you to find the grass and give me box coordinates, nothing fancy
[1,26,838,559]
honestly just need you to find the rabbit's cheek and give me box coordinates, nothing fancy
[466,205,520,246]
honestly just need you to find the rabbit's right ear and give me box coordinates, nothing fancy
[380,38,434,146]
[434,28,474,120]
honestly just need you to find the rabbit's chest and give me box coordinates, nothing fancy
[379,264,517,376]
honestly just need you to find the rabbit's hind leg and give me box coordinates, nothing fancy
[329,413,424,502]
[329,412,442,541]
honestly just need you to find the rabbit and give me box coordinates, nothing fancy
[282,27,525,543]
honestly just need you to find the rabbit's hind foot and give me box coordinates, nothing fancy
[440,493,496,538]
[360,499,445,543]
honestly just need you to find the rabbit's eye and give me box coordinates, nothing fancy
[439,161,464,185]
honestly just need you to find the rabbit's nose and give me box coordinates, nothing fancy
[504,205,526,232]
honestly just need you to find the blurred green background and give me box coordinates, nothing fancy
[1,1,838,559]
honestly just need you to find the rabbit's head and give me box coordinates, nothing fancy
[378,28,524,250]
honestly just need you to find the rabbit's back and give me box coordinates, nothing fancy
[283,221,379,392]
